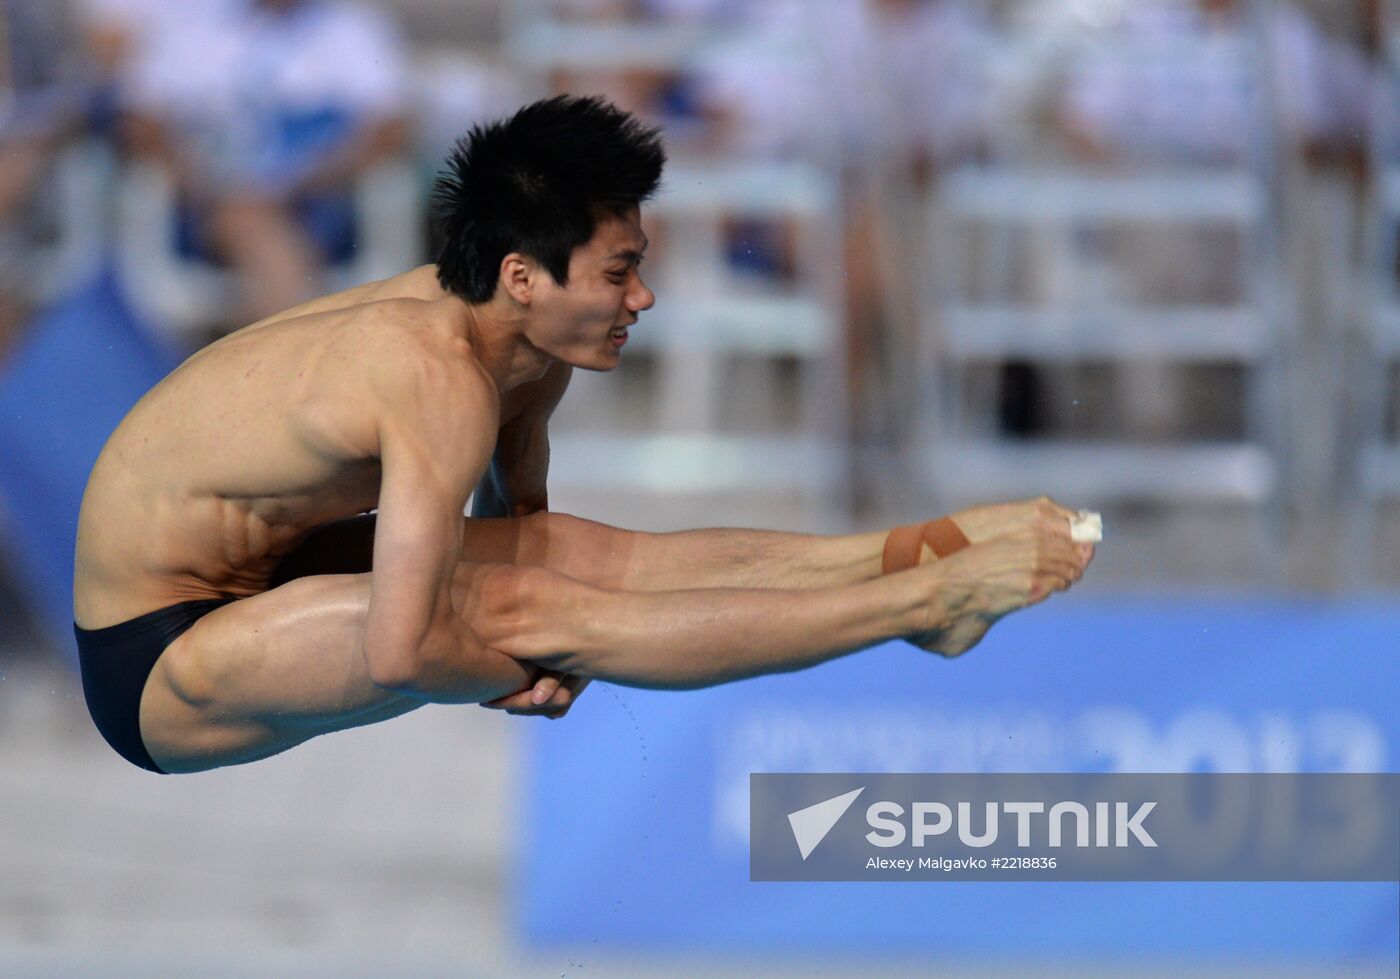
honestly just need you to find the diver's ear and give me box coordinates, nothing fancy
[500,253,533,306]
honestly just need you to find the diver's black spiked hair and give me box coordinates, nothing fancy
[431,94,666,302]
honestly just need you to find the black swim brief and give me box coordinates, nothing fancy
[74,599,233,774]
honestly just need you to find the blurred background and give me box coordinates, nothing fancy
[1,0,1397,976]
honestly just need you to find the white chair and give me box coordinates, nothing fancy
[916,11,1288,574]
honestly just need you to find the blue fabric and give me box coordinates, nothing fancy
[0,268,179,663]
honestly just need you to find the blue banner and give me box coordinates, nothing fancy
[521,597,1400,961]
[0,269,177,660]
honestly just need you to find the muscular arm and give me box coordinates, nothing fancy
[362,353,529,697]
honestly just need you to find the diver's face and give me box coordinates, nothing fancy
[527,207,654,371]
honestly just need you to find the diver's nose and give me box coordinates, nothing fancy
[628,277,655,313]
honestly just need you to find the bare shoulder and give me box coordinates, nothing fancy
[243,265,448,332]
[352,300,500,448]
[353,298,487,391]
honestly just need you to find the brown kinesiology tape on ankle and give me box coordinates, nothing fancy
[881,517,971,575]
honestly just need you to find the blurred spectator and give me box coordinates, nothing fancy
[1052,0,1372,439]
[692,0,990,168]
[1060,0,1373,166]
[414,51,526,176]
[77,0,241,133]
[531,0,712,143]
[113,0,410,325]
[0,0,89,365]
[1017,1,1376,441]
[692,1,992,451]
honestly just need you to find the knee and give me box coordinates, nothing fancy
[138,625,264,773]
[454,560,554,627]
[519,510,588,549]
[154,607,277,714]
[518,511,634,587]
[455,562,593,658]
[153,637,220,712]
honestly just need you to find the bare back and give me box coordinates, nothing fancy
[74,267,495,628]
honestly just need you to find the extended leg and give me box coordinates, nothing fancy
[449,521,1088,694]
[459,511,887,591]
[452,561,935,692]
[270,510,887,592]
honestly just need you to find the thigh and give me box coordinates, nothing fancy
[457,512,629,589]
[138,571,536,774]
